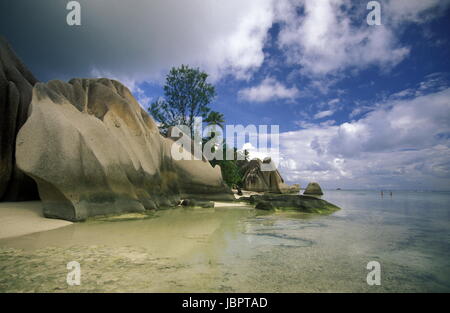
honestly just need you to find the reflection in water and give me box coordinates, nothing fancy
[0,190,449,292]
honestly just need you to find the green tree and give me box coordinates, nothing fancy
[205,111,225,130]
[209,143,247,188]
[218,159,242,187]
[149,64,215,136]
[203,111,225,151]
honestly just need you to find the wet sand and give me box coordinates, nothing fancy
[215,201,250,208]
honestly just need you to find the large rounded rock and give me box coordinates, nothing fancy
[16,78,233,221]
[255,200,274,211]
[241,158,300,194]
[303,182,324,196]
[249,194,339,214]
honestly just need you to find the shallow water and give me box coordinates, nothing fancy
[0,190,449,292]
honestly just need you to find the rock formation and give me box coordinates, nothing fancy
[15,78,233,221]
[0,36,39,201]
[303,182,324,196]
[246,194,340,214]
[241,158,300,194]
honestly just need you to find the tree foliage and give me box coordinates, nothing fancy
[149,65,215,136]
[204,111,225,129]
[209,145,249,188]
[150,65,251,188]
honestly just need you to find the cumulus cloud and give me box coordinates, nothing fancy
[0,0,275,85]
[238,77,299,102]
[275,0,450,79]
[2,0,447,90]
[277,86,450,190]
[276,0,412,76]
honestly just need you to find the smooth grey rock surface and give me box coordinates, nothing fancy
[16,78,233,221]
[241,158,300,194]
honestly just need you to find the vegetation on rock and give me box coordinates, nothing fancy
[245,194,340,215]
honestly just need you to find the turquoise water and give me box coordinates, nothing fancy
[0,190,449,292]
[321,190,450,291]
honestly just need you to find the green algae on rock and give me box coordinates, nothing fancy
[88,211,157,223]
[246,194,340,214]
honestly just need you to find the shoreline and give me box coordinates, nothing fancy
[0,198,251,240]
[0,201,72,240]
[0,189,321,240]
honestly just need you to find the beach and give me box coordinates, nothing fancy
[0,202,72,240]
[0,193,251,240]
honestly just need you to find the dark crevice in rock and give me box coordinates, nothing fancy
[0,36,39,201]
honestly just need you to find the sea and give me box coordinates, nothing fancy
[0,190,449,292]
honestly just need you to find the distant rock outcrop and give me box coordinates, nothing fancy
[247,194,340,214]
[303,182,324,196]
[0,36,39,201]
[241,158,300,194]
[15,78,233,221]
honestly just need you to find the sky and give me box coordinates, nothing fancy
[1,0,450,190]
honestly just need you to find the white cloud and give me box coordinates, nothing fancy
[242,142,280,162]
[92,0,275,83]
[238,77,300,102]
[275,0,450,79]
[328,98,340,106]
[10,0,276,86]
[8,0,449,92]
[276,0,411,76]
[385,0,450,24]
[314,110,335,119]
[277,87,450,190]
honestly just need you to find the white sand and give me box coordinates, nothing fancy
[0,201,72,239]
[213,189,261,208]
[231,189,264,199]
[214,201,251,208]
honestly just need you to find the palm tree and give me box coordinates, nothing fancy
[205,111,225,130]
[203,111,225,157]
[204,111,225,140]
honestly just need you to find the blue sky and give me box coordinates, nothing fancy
[1,0,450,190]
